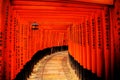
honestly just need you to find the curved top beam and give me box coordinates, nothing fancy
[12,0,113,5]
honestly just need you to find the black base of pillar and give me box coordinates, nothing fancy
[68,53,102,80]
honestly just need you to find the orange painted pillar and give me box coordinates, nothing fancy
[73,25,75,59]
[40,29,43,50]
[68,26,72,55]
[96,11,104,78]
[82,17,87,69]
[0,0,3,79]
[11,12,16,78]
[44,30,46,49]
[41,29,45,50]
[63,31,67,46]
[61,32,64,47]
[109,6,114,80]
[67,27,70,53]
[69,27,72,56]
[3,2,9,80]
[89,15,93,72]
[73,25,77,60]
[86,16,91,71]
[69,26,72,55]
[91,14,97,74]
[77,24,80,64]
[76,25,80,62]
[102,7,111,80]
[51,30,53,47]
[49,31,52,47]
[111,2,120,79]
[57,33,60,46]
[79,23,83,66]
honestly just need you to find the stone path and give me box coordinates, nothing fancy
[27,51,79,80]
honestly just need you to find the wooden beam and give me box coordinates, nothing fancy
[12,0,105,7]
[15,8,97,13]
[17,11,93,15]
[12,4,104,10]
[12,0,113,5]
[19,16,84,22]
[76,0,113,5]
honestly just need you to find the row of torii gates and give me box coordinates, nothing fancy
[0,0,120,80]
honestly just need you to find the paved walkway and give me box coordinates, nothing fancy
[27,51,79,80]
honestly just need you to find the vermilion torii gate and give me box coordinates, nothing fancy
[0,0,120,80]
